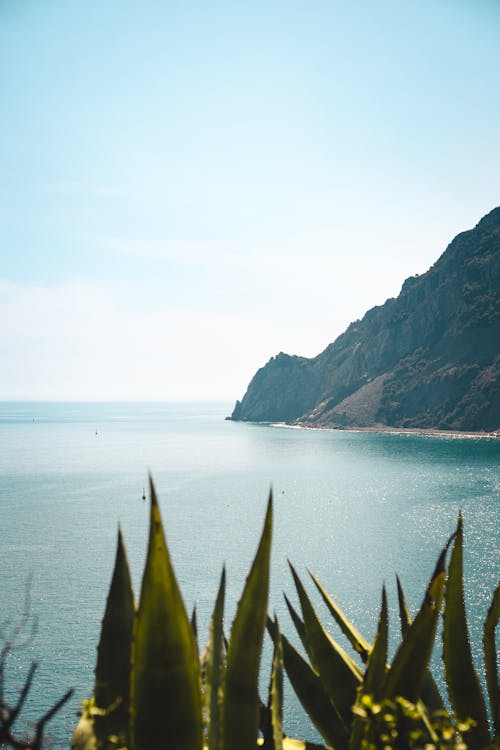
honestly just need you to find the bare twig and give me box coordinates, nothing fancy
[32,689,74,750]
[1,575,38,661]
[0,578,74,749]
[7,663,37,730]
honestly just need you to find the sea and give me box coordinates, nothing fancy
[0,401,498,748]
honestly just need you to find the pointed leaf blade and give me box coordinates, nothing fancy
[396,575,412,639]
[363,586,388,700]
[191,605,198,647]
[268,618,348,750]
[385,546,446,702]
[94,527,135,746]
[396,575,444,711]
[205,567,226,750]
[444,516,491,749]
[131,478,202,750]
[311,575,370,663]
[270,618,284,750]
[221,493,272,750]
[290,564,361,730]
[284,592,307,649]
[483,581,500,737]
[349,588,388,750]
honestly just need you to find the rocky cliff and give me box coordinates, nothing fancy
[230,207,500,432]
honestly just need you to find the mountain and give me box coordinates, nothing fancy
[230,207,500,432]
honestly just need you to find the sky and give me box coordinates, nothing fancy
[1,0,499,401]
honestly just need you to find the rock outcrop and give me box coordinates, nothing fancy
[230,207,500,432]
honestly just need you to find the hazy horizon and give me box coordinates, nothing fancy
[1,0,499,401]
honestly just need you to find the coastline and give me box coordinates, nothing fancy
[269,421,499,440]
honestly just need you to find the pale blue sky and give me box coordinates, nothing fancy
[1,0,499,400]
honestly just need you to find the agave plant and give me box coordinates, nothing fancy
[273,516,499,750]
[72,487,498,750]
[72,480,323,750]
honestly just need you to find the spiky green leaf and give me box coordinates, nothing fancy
[268,617,348,750]
[396,575,412,639]
[290,564,361,730]
[270,618,284,750]
[349,588,388,750]
[131,478,202,750]
[396,575,444,711]
[385,546,446,703]
[311,575,370,664]
[443,515,491,749]
[205,567,226,750]
[221,493,272,750]
[284,593,307,650]
[363,586,388,700]
[191,605,198,646]
[93,527,135,747]
[483,581,500,737]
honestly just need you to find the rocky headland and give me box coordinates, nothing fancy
[230,207,500,432]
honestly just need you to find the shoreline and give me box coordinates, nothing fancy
[269,421,499,440]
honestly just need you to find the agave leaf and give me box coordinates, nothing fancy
[483,581,500,737]
[310,575,370,664]
[396,575,444,711]
[260,632,274,746]
[191,605,198,647]
[363,586,388,700]
[221,493,272,750]
[349,588,389,750]
[284,593,307,649]
[269,617,284,750]
[396,575,411,639]
[93,527,135,747]
[205,567,226,750]
[290,564,361,729]
[385,545,446,703]
[443,515,491,749]
[268,617,348,750]
[131,477,203,750]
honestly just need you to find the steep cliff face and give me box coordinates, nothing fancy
[230,207,500,431]
[230,352,321,423]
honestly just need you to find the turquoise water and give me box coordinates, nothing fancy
[0,401,498,747]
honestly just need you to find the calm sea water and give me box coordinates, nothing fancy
[0,401,498,747]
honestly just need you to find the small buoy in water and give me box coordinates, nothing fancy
[142,488,146,501]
